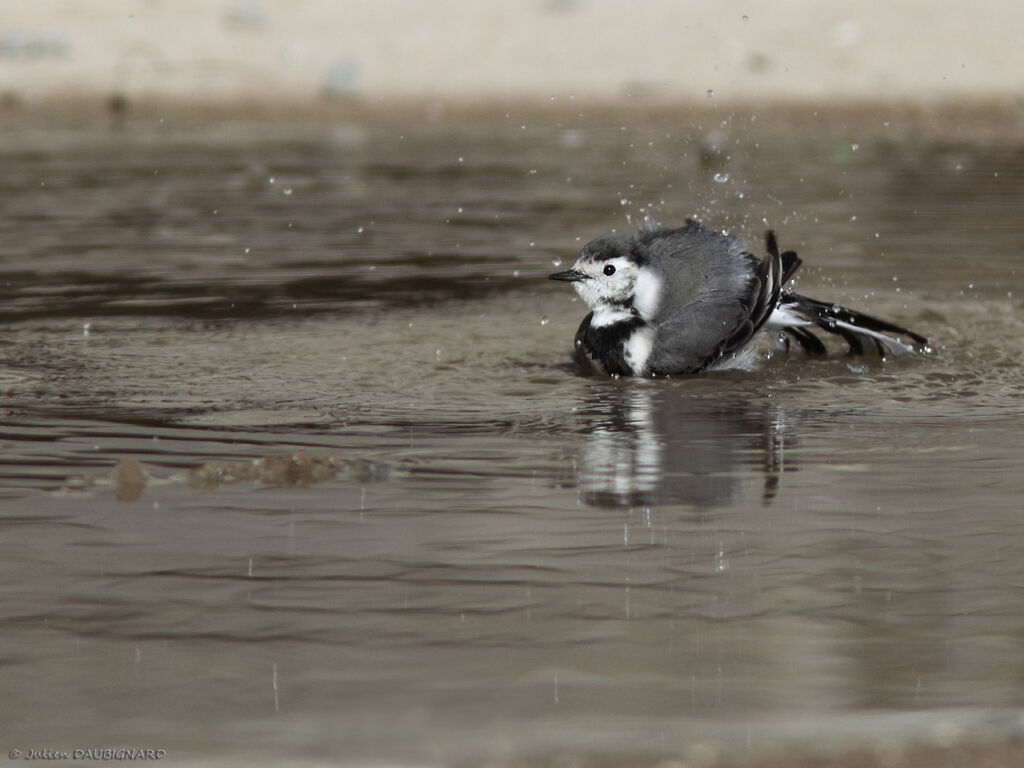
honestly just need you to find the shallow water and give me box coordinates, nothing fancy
[2,108,1024,765]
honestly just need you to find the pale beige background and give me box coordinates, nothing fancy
[0,0,1020,106]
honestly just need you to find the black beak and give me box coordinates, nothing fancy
[549,268,587,282]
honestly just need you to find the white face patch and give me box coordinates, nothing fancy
[569,255,642,310]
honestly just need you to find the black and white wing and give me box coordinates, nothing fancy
[645,230,797,374]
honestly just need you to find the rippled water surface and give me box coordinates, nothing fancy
[2,107,1024,765]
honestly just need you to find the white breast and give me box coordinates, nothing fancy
[623,326,655,375]
[590,305,635,328]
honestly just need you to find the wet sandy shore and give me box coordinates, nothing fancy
[4,0,1023,105]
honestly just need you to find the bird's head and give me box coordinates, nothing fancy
[549,233,662,320]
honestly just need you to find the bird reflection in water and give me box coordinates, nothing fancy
[573,386,797,510]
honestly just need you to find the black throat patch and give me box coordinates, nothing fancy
[573,311,646,377]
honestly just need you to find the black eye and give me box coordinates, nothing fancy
[603,264,616,276]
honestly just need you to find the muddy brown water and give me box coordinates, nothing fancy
[1,107,1023,766]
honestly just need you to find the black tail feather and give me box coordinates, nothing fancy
[765,231,803,286]
[777,293,927,356]
[780,251,801,285]
[784,327,828,355]
[791,294,926,343]
[835,326,866,355]
[760,231,926,358]
[738,232,786,343]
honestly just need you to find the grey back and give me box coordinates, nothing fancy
[639,223,759,373]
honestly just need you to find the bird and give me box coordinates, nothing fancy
[549,219,927,377]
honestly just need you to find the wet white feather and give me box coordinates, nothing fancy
[765,305,812,330]
[623,326,655,375]
[590,305,634,328]
[631,268,663,321]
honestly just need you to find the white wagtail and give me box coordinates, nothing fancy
[550,219,927,376]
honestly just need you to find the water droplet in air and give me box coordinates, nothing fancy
[551,256,563,267]
[713,173,729,183]
[283,188,293,195]
[706,89,714,98]
[540,317,550,326]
